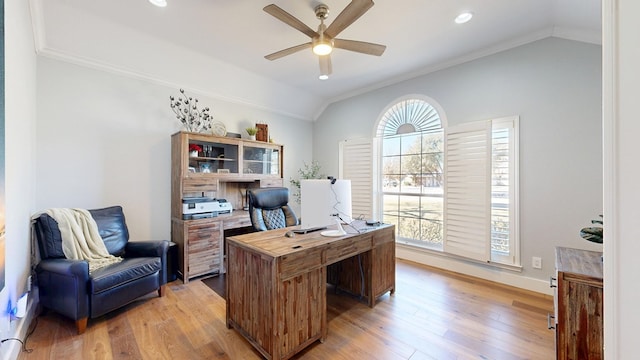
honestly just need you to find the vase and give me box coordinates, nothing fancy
[249,135,256,141]
[189,150,198,157]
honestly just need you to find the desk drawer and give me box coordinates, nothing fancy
[325,234,372,264]
[260,178,283,188]
[183,178,218,192]
[223,215,252,230]
[279,247,323,279]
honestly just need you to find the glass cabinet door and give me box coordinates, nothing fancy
[188,140,239,174]
[243,145,280,176]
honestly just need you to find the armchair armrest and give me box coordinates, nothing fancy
[35,258,90,321]
[124,240,170,285]
[37,258,90,277]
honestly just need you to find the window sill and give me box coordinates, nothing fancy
[396,241,523,273]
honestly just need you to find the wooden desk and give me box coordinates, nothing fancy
[226,224,396,360]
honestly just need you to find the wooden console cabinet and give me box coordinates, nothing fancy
[552,247,603,360]
[171,131,284,282]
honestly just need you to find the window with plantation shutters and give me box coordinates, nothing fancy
[443,120,492,262]
[443,116,520,265]
[362,95,520,267]
[339,138,374,220]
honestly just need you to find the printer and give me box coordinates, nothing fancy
[182,197,233,220]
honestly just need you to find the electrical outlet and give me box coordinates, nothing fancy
[532,257,542,269]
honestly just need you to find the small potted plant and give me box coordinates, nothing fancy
[246,127,258,141]
[580,215,603,244]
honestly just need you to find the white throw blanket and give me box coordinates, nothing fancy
[43,208,122,273]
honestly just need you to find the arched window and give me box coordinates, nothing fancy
[376,97,445,249]
[377,98,443,136]
[371,96,520,266]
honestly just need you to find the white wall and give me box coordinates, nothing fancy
[313,37,603,290]
[35,57,313,239]
[0,0,38,359]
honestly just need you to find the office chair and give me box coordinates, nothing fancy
[247,187,299,231]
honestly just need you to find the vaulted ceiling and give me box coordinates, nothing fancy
[31,0,601,120]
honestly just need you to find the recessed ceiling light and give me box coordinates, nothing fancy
[319,74,329,80]
[149,0,167,7]
[455,12,473,24]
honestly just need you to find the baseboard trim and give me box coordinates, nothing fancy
[396,245,553,295]
[0,290,38,360]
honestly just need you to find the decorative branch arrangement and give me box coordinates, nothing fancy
[170,89,213,133]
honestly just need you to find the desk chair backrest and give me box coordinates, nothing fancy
[248,187,299,231]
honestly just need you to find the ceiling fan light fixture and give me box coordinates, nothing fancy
[312,38,333,56]
[149,0,167,7]
[263,2,385,76]
[455,12,473,24]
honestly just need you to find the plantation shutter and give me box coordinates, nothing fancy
[444,120,492,262]
[339,138,374,220]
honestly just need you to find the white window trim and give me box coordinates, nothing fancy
[443,116,520,266]
[491,116,520,266]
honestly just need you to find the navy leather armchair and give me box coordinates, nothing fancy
[248,187,299,231]
[33,206,170,334]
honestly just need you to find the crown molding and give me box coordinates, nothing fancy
[320,28,556,112]
[28,0,312,122]
[30,0,601,124]
[315,25,602,119]
[552,26,602,45]
[36,46,313,122]
[29,0,46,53]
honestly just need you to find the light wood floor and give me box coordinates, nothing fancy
[19,259,554,360]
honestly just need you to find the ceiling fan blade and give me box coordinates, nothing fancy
[324,0,374,39]
[265,42,312,61]
[319,55,332,76]
[263,4,318,39]
[333,38,386,56]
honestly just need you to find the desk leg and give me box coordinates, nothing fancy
[277,267,326,357]
[320,266,327,342]
[371,239,396,304]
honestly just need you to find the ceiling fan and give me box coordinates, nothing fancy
[263,0,386,79]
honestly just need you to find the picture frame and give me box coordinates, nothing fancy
[256,123,269,142]
[199,163,212,173]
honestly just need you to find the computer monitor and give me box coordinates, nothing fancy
[300,179,353,233]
